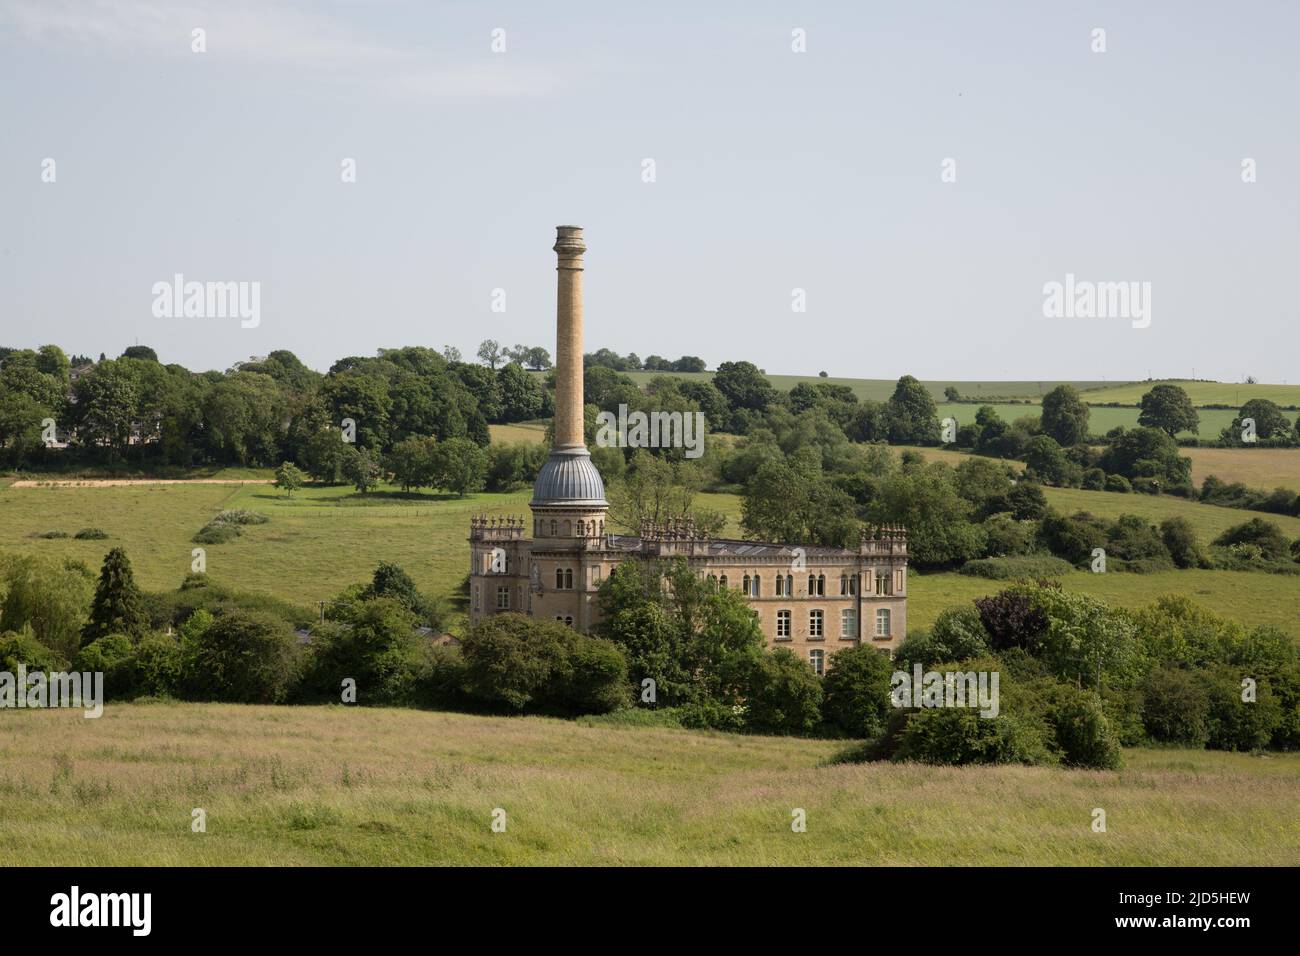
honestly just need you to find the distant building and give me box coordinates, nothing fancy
[468,228,907,671]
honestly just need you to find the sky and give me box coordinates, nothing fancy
[1,0,1297,382]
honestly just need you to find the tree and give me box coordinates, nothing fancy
[83,548,148,646]
[523,346,552,370]
[442,345,462,363]
[477,339,503,369]
[386,436,438,492]
[744,649,823,735]
[430,436,487,496]
[1040,385,1090,445]
[0,556,94,661]
[713,361,775,413]
[1223,399,1297,446]
[885,375,940,444]
[180,610,303,703]
[72,358,139,454]
[343,445,382,494]
[1213,517,1290,561]
[121,345,159,362]
[1160,516,1206,568]
[496,362,544,421]
[1024,435,1080,487]
[1138,384,1199,437]
[820,644,895,738]
[274,461,305,496]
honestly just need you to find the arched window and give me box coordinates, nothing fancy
[786,574,793,596]
[808,574,815,595]
[849,575,857,595]
[817,574,826,596]
[564,568,573,589]
[775,575,784,596]
[556,567,564,589]
[840,574,848,595]
[752,574,761,596]
[742,574,751,595]
[550,520,557,536]
[719,575,728,589]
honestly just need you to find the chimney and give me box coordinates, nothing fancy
[553,225,586,449]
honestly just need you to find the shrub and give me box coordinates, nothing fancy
[960,555,1075,580]
[820,644,895,738]
[1141,667,1210,745]
[1213,518,1291,561]
[74,528,109,540]
[893,709,1055,766]
[677,697,745,732]
[975,590,1050,652]
[1038,510,1106,565]
[36,530,69,539]
[1045,684,1123,769]
[192,523,240,545]
[212,509,270,526]
[1081,468,1106,490]
[743,649,823,735]
[1105,514,1173,571]
[460,613,628,716]
[1160,517,1206,569]
[73,633,138,699]
[411,644,469,710]
[302,598,422,706]
[979,513,1037,557]
[1104,474,1132,493]
[1201,664,1282,751]
[180,610,303,704]
[0,627,67,672]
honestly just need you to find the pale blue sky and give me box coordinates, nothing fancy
[2,0,1297,381]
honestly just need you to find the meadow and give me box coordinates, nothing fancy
[935,402,1238,439]
[0,702,1295,866]
[1077,379,1300,408]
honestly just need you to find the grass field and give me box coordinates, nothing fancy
[1,702,1295,865]
[1078,379,1300,408]
[488,422,547,445]
[1040,486,1300,541]
[1182,447,1300,491]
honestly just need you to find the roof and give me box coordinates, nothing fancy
[530,447,608,507]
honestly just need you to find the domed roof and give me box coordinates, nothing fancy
[531,447,608,508]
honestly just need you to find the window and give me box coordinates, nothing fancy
[742,574,751,595]
[817,574,825,596]
[807,574,815,595]
[809,609,824,639]
[719,575,728,589]
[841,608,856,638]
[840,574,848,596]
[895,569,904,593]
[593,567,602,585]
[555,615,574,627]
[496,586,510,610]
[876,608,891,638]
[776,575,784,597]
[752,574,760,596]
[849,575,857,595]
[555,568,573,590]
[809,649,825,676]
[565,568,573,589]
[565,616,573,627]
[785,574,793,596]
[776,610,791,639]
[875,572,891,596]
[550,520,557,536]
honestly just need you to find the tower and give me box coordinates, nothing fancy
[526,226,609,631]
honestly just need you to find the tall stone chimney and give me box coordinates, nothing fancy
[530,225,607,509]
[553,225,586,450]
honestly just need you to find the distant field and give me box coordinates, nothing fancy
[620,371,1122,404]
[1,703,1295,865]
[1040,486,1300,541]
[910,569,1300,638]
[1182,447,1300,491]
[489,422,547,445]
[936,402,1238,439]
[1079,379,1300,408]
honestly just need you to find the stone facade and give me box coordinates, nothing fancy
[467,226,908,670]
